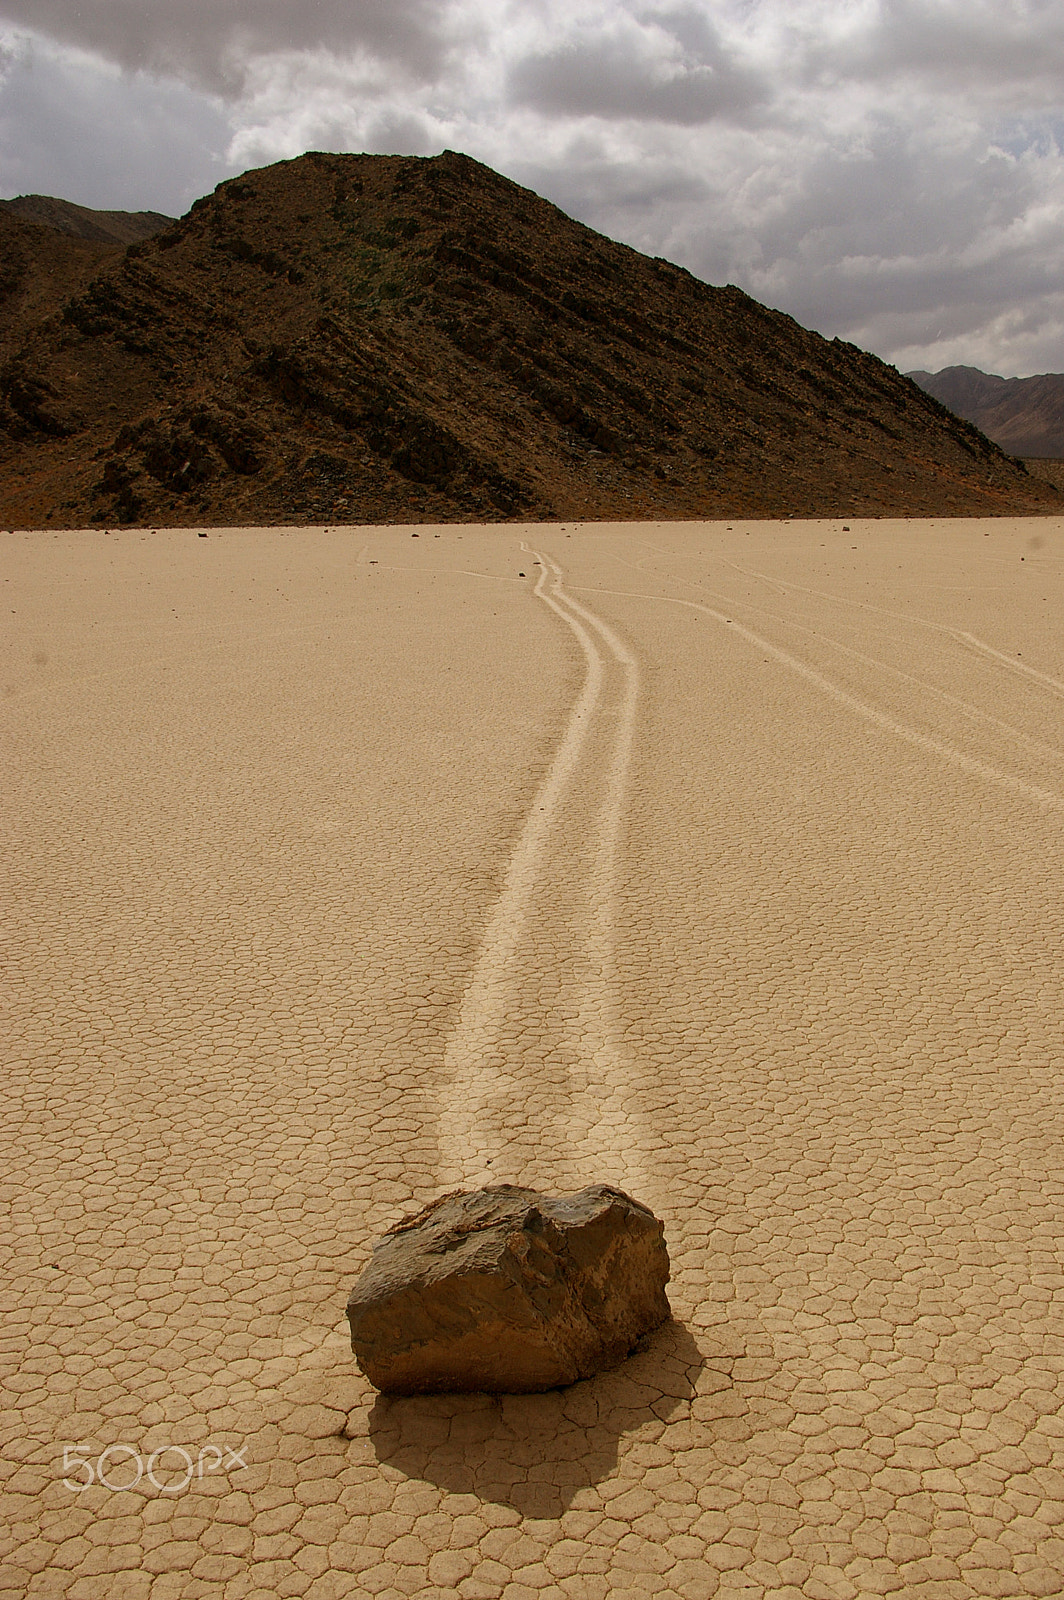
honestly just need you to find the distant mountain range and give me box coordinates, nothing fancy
[0,194,173,247]
[1,161,1057,526]
[908,365,1064,459]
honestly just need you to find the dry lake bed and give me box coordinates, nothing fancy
[4,516,1064,1600]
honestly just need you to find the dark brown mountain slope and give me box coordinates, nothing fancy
[1,151,1055,528]
[0,214,125,352]
[0,195,173,246]
[908,365,1064,459]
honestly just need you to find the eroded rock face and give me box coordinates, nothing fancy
[347,1184,670,1395]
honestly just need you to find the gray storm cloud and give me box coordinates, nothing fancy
[0,0,447,90]
[508,8,767,125]
[803,0,1064,91]
[2,0,1064,375]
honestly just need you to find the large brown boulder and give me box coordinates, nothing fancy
[347,1184,670,1395]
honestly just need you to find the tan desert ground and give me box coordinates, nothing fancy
[4,514,1064,1600]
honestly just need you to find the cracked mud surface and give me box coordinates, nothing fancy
[4,516,1064,1600]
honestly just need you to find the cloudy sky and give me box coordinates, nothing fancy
[2,0,1063,377]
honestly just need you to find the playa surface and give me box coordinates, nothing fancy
[4,516,1064,1600]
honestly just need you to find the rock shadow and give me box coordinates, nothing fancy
[364,1317,704,1517]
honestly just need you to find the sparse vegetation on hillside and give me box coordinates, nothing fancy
[1,152,1056,526]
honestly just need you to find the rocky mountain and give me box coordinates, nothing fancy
[0,194,173,246]
[0,215,117,354]
[1,151,1055,528]
[908,365,1064,460]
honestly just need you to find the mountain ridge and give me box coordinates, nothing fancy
[908,365,1064,459]
[0,194,174,246]
[1,151,1056,526]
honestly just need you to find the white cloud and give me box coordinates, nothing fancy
[3,0,1064,375]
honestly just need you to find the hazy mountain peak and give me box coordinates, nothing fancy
[908,365,1064,458]
[0,194,173,247]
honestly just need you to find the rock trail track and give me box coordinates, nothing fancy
[437,544,646,1198]
[4,517,1064,1600]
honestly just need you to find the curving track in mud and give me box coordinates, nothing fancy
[437,545,647,1196]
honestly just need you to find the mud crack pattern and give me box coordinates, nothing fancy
[4,516,1064,1600]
